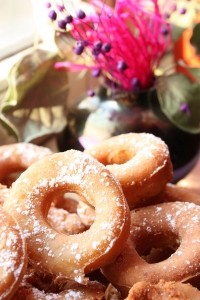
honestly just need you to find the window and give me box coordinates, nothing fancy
[0,0,36,60]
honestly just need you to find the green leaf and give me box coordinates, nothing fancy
[0,49,69,142]
[190,23,200,55]
[156,72,200,134]
[0,113,19,140]
[1,106,67,143]
[185,67,200,81]
[2,50,57,109]
[171,24,186,42]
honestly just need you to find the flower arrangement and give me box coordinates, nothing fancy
[46,0,200,134]
[47,0,172,92]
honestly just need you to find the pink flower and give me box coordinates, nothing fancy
[48,0,173,92]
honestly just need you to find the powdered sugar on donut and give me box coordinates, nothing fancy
[0,207,27,298]
[85,133,173,208]
[102,201,200,293]
[4,150,130,280]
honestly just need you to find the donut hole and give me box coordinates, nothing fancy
[53,191,95,222]
[135,232,180,264]
[53,192,80,213]
[107,149,133,165]
[1,171,22,187]
[47,191,95,234]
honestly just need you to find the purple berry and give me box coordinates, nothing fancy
[74,42,84,55]
[131,77,140,91]
[57,5,64,12]
[179,7,187,15]
[77,9,86,19]
[58,20,67,30]
[88,90,95,97]
[102,43,111,53]
[92,68,101,77]
[161,25,169,36]
[46,2,51,8]
[164,12,170,19]
[117,60,128,71]
[92,41,102,56]
[65,15,73,24]
[93,41,102,51]
[180,103,191,115]
[48,10,57,21]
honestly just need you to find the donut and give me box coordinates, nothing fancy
[0,206,27,299]
[77,200,95,228]
[14,285,105,300]
[102,202,200,295]
[125,280,200,300]
[85,133,173,208]
[51,191,95,228]
[105,283,122,300]
[0,184,9,206]
[47,207,86,234]
[4,149,130,281]
[14,284,105,300]
[0,143,52,186]
[149,183,200,206]
[53,191,95,228]
[53,192,79,213]
[14,266,105,300]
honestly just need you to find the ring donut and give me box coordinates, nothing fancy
[0,206,27,299]
[125,280,200,300]
[0,184,9,206]
[14,285,105,300]
[14,268,105,300]
[102,202,200,295]
[0,143,52,186]
[4,149,130,281]
[85,133,173,208]
[150,183,200,206]
[47,206,87,234]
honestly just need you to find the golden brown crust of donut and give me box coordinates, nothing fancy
[0,143,52,184]
[85,133,173,208]
[14,281,105,300]
[14,266,106,300]
[102,202,200,295]
[4,150,130,281]
[105,283,122,300]
[0,184,9,206]
[125,280,200,300]
[0,206,27,299]
[149,183,200,206]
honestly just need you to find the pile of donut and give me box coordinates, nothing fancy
[0,133,200,300]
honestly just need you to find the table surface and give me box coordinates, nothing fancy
[177,154,200,194]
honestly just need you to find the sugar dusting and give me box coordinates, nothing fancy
[0,143,52,175]
[29,287,85,299]
[87,133,169,167]
[0,210,25,293]
[131,202,200,277]
[86,133,172,198]
[8,150,128,280]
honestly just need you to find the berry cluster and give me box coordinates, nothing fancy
[46,0,188,95]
